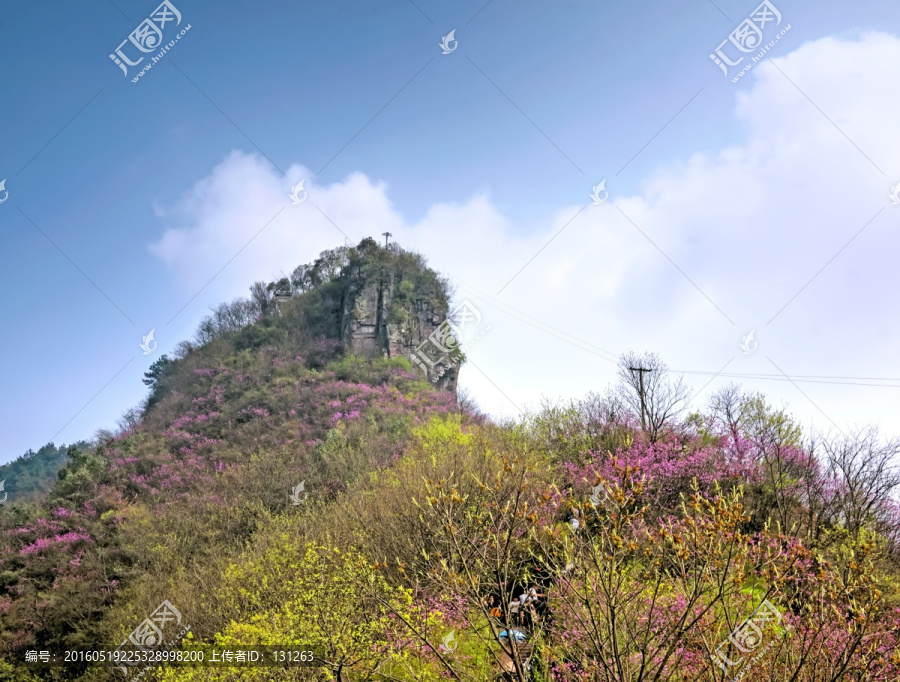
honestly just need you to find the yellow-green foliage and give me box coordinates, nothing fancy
[159,539,417,681]
[411,413,473,452]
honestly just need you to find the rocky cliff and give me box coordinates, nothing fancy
[337,240,459,393]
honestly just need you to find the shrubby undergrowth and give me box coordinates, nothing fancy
[1,247,898,681]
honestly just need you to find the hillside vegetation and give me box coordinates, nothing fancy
[0,443,88,506]
[1,241,899,681]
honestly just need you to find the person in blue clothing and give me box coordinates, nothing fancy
[497,628,530,680]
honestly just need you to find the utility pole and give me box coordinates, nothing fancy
[382,231,392,247]
[628,366,653,431]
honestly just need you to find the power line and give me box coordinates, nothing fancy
[452,278,619,362]
[666,372,900,389]
[670,369,900,382]
[450,277,900,388]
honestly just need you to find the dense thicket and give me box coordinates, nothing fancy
[1,244,898,681]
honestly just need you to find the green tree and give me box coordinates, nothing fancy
[143,354,174,387]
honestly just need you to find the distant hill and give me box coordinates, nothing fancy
[0,442,88,505]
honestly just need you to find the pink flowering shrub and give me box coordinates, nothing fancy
[3,328,899,682]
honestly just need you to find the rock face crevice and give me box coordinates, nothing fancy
[338,251,458,393]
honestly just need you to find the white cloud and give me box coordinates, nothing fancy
[148,151,403,300]
[149,32,900,437]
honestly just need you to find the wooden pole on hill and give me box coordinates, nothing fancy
[628,366,653,431]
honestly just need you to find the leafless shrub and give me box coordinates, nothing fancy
[616,351,689,442]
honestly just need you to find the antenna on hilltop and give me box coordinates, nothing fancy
[382,232,392,247]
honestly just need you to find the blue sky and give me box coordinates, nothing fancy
[2,0,900,463]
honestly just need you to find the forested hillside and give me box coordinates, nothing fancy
[1,241,898,681]
[0,443,88,506]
